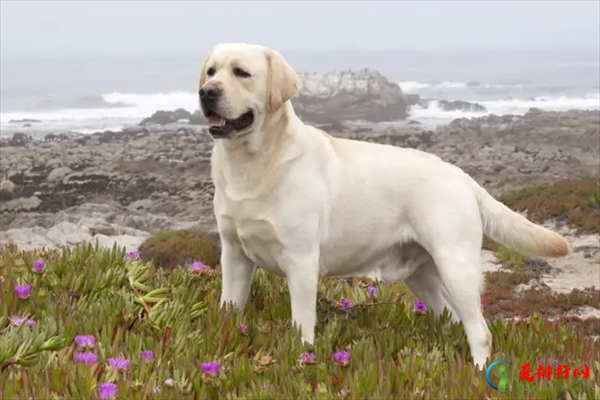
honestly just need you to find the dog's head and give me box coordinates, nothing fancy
[198,43,300,139]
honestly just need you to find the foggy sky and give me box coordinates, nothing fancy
[1,1,599,57]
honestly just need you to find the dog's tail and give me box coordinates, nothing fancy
[472,179,570,258]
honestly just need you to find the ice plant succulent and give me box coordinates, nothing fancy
[201,362,220,377]
[8,315,35,329]
[299,352,316,364]
[98,382,117,400]
[74,335,95,348]
[75,352,98,366]
[124,250,140,262]
[189,261,208,271]
[413,299,427,314]
[332,351,350,366]
[107,357,130,371]
[33,260,45,273]
[14,284,32,299]
[366,286,377,297]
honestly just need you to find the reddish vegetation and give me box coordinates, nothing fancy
[499,175,600,234]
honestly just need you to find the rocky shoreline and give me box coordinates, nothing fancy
[1,108,598,257]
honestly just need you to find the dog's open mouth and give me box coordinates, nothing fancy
[206,109,254,137]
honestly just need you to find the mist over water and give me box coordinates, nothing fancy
[1,49,599,136]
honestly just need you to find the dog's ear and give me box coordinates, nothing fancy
[199,50,213,88]
[265,49,299,112]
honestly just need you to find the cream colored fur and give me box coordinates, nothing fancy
[199,43,571,369]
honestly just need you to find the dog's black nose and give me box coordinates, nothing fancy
[199,84,221,100]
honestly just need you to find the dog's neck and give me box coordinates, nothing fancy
[211,102,305,196]
[213,101,301,161]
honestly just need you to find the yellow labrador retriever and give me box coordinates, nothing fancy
[198,43,570,368]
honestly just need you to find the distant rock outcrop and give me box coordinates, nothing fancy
[139,108,192,125]
[418,99,487,113]
[293,69,410,123]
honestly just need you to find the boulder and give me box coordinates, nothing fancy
[139,108,192,125]
[8,132,33,147]
[437,100,487,112]
[292,69,410,123]
[418,99,487,113]
[47,166,73,183]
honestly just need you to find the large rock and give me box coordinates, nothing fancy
[8,132,33,147]
[139,108,192,125]
[293,69,409,123]
[418,99,487,113]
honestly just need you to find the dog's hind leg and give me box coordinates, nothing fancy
[427,246,491,369]
[403,260,460,323]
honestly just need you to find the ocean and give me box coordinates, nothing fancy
[1,49,599,137]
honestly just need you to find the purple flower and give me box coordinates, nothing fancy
[74,335,95,348]
[238,324,248,335]
[14,284,32,299]
[107,357,130,371]
[189,261,208,271]
[98,382,117,400]
[201,362,220,377]
[480,303,484,311]
[75,352,98,366]
[260,384,275,391]
[164,378,174,386]
[332,351,350,366]
[340,299,352,308]
[552,358,559,368]
[140,350,153,361]
[33,260,46,273]
[124,251,140,262]
[299,352,316,364]
[154,386,161,392]
[513,316,521,322]
[538,357,545,366]
[413,299,427,314]
[485,318,490,325]
[366,286,377,297]
[8,315,34,327]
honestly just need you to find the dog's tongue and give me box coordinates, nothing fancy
[208,116,226,127]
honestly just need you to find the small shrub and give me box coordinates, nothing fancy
[494,245,531,271]
[138,229,220,269]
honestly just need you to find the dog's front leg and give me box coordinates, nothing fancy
[219,238,256,311]
[284,253,320,345]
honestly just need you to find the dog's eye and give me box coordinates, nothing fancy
[206,67,216,77]
[233,67,251,78]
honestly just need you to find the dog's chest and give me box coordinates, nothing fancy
[218,201,286,276]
